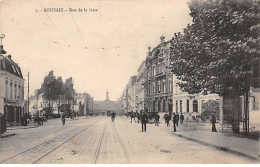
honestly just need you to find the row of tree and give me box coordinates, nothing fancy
[169,0,259,133]
[38,71,75,115]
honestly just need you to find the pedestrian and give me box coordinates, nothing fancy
[141,110,148,132]
[180,113,184,124]
[155,113,160,126]
[210,112,217,132]
[166,114,171,126]
[176,113,179,127]
[172,112,177,132]
[111,111,116,123]
[24,113,28,126]
[62,114,66,126]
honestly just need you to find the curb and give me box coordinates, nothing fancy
[172,132,259,161]
[0,132,16,138]
[7,126,37,130]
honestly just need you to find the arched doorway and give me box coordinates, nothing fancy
[158,100,161,112]
[193,100,198,113]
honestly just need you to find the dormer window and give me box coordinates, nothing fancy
[12,65,16,73]
[16,67,20,75]
[2,60,6,69]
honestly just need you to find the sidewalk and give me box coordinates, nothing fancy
[7,125,37,130]
[0,131,16,138]
[171,121,259,161]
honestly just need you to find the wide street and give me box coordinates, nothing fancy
[0,115,256,164]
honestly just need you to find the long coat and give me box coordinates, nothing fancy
[141,113,148,124]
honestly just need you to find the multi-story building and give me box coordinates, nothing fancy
[75,93,93,116]
[143,36,173,114]
[0,44,25,125]
[172,74,220,121]
[136,61,146,111]
[128,76,137,112]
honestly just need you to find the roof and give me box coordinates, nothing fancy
[93,100,120,111]
[0,55,23,79]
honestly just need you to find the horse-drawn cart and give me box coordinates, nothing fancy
[146,112,158,124]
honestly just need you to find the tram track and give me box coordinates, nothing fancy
[113,123,131,163]
[93,119,131,164]
[92,122,107,164]
[0,117,102,164]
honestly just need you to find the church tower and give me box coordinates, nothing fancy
[106,90,109,101]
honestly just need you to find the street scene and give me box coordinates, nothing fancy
[0,0,259,164]
[0,115,258,164]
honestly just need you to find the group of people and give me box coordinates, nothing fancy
[106,109,218,133]
[171,112,185,132]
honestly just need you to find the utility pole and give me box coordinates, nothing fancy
[27,72,30,115]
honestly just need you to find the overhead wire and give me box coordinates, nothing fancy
[37,0,68,45]
[65,0,86,47]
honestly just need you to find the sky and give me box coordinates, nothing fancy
[0,0,192,101]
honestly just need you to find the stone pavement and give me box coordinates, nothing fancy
[170,120,259,161]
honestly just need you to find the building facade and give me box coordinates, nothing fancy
[172,75,220,121]
[93,91,120,114]
[75,93,93,116]
[0,44,25,125]
[136,61,146,111]
[143,36,173,114]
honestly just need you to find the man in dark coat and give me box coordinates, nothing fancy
[176,113,179,127]
[141,111,148,132]
[155,113,160,126]
[180,113,184,124]
[211,112,217,132]
[62,114,66,126]
[172,113,177,132]
[164,113,170,126]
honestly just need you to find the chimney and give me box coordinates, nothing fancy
[0,45,7,54]
[148,46,151,53]
[160,35,165,43]
[8,55,12,59]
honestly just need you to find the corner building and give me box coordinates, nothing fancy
[0,45,25,125]
[143,36,173,115]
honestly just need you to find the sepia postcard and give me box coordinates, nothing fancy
[0,0,259,165]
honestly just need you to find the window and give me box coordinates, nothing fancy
[158,80,161,93]
[153,82,155,94]
[11,65,16,73]
[162,80,166,93]
[16,68,20,75]
[14,84,17,98]
[180,100,182,113]
[2,60,6,69]
[158,63,161,73]
[10,82,13,99]
[187,100,189,112]
[152,66,156,76]
[161,48,164,54]
[18,85,20,98]
[169,81,173,92]
[176,101,178,113]
[5,80,8,98]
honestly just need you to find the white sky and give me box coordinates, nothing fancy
[0,0,192,101]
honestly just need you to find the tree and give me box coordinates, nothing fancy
[56,76,64,114]
[41,71,59,115]
[169,0,259,133]
[63,77,75,117]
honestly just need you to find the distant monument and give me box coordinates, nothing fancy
[106,90,109,101]
[93,91,120,114]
